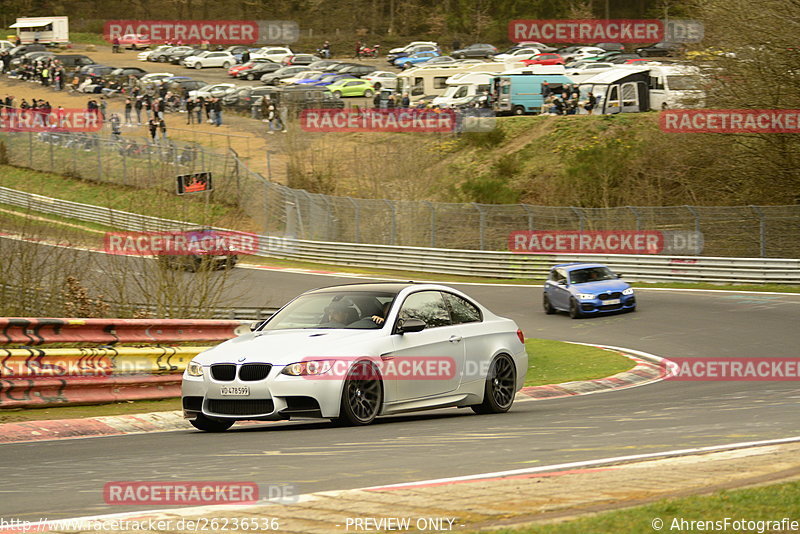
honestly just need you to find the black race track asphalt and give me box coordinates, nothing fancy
[1,260,799,519]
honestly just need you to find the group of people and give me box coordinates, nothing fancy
[372,91,411,109]
[541,82,597,115]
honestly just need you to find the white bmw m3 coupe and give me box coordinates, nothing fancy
[182,282,527,431]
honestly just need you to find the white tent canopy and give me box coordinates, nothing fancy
[10,19,54,28]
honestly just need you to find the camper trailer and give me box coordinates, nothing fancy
[397,62,519,102]
[578,63,705,114]
[10,17,69,45]
[431,72,495,108]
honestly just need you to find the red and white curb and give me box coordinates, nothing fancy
[0,346,668,445]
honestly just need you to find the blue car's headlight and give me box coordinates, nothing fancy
[622,288,634,295]
[577,293,596,300]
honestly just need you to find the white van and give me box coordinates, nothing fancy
[644,63,705,109]
[432,73,494,108]
[10,17,69,45]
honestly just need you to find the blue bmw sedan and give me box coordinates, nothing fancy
[543,263,636,318]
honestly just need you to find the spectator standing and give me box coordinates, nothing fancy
[112,37,121,53]
[186,98,195,124]
[241,49,250,64]
[158,117,167,141]
[99,97,107,120]
[147,118,158,141]
[134,96,143,125]
[212,98,222,126]
[354,40,362,59]
[109,113,122,138]
[124,98,132,125]
[401,93,410,107]
[585,92,597,115]
[196,96,205,123]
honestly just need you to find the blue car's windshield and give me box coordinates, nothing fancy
[260,292,397,331]
[569,267,617,284]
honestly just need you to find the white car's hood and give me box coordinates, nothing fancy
[193,329,385,365]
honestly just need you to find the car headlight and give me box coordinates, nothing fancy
[281,360,334,376]
[187,360,204,377]
[622,288,634,295]
[577,293,596,300]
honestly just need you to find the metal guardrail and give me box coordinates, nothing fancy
[1,186,799,284]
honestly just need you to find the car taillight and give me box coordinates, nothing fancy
[517,329,525,344]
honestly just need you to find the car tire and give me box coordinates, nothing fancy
[364,89,374,98]
[543,295,556,315]
[335,361,383,426]
[158,56,167,62]
[513,105,526,116]
[247,73,255,81]
[332,90,342,98]
[569,298,582,319]
[373,82,382,90]
[194,63,202,69]
[471,353,516,414]
[190,413,234,432]
[222,61,232,68]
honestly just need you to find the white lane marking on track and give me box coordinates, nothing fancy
[24,436,800,527]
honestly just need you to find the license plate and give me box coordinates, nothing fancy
[220,386,250,396]
[605,299,621,305]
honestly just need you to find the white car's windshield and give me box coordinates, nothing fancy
[569,267,617,284]
[261,291,397,330]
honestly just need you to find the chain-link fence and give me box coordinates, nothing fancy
[2,131,799,258]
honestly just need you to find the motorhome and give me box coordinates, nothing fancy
[10,17,69,45]
[432,72,494,107]
[491,70,576,115]
[397,62,520,101]
[577,63,704,114]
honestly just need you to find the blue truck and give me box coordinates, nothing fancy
[491,71,575,115]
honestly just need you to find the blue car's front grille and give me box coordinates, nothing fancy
[598,292,622,301]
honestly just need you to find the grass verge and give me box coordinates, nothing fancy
[524,339,634,387]
[0,339,633,423]
[479,480,800,534]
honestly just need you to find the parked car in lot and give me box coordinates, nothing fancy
[363,71,398,91]
[252,46,294,63]
[79,64,117,78]
[337,64,377,77]
[138,72,175,85]
[608,54,646,63]
[228,58,274,77]
[451,43,498,59]
[327,78,375,97]
[312,73,359,86]
[137,45,169,61]
[119,33,151,50]
[520,53,565,66]
[53,54,95,68]
[189,82,237,99]
[493,47,542,61]
[394,51,440,68]
[561,46,606,63]
[635,42,682,57]
[222,86,280,109]
[149,46,183,62]
[422,56,458,66]
[10,51,54,67]
[543,263,636,319]
[386,42,439,62]
[308,60,341,70]
[261,65,311,85]
[166,77,207,94]
[183,51,237,69]
[594,42,625,52]
[107,67,148,82]
[169,47,203,64]
[564,61,616,76]
[237,61,282,80]
[181,282,527,430]
[281,54,322,66]
[280,70,325,85]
